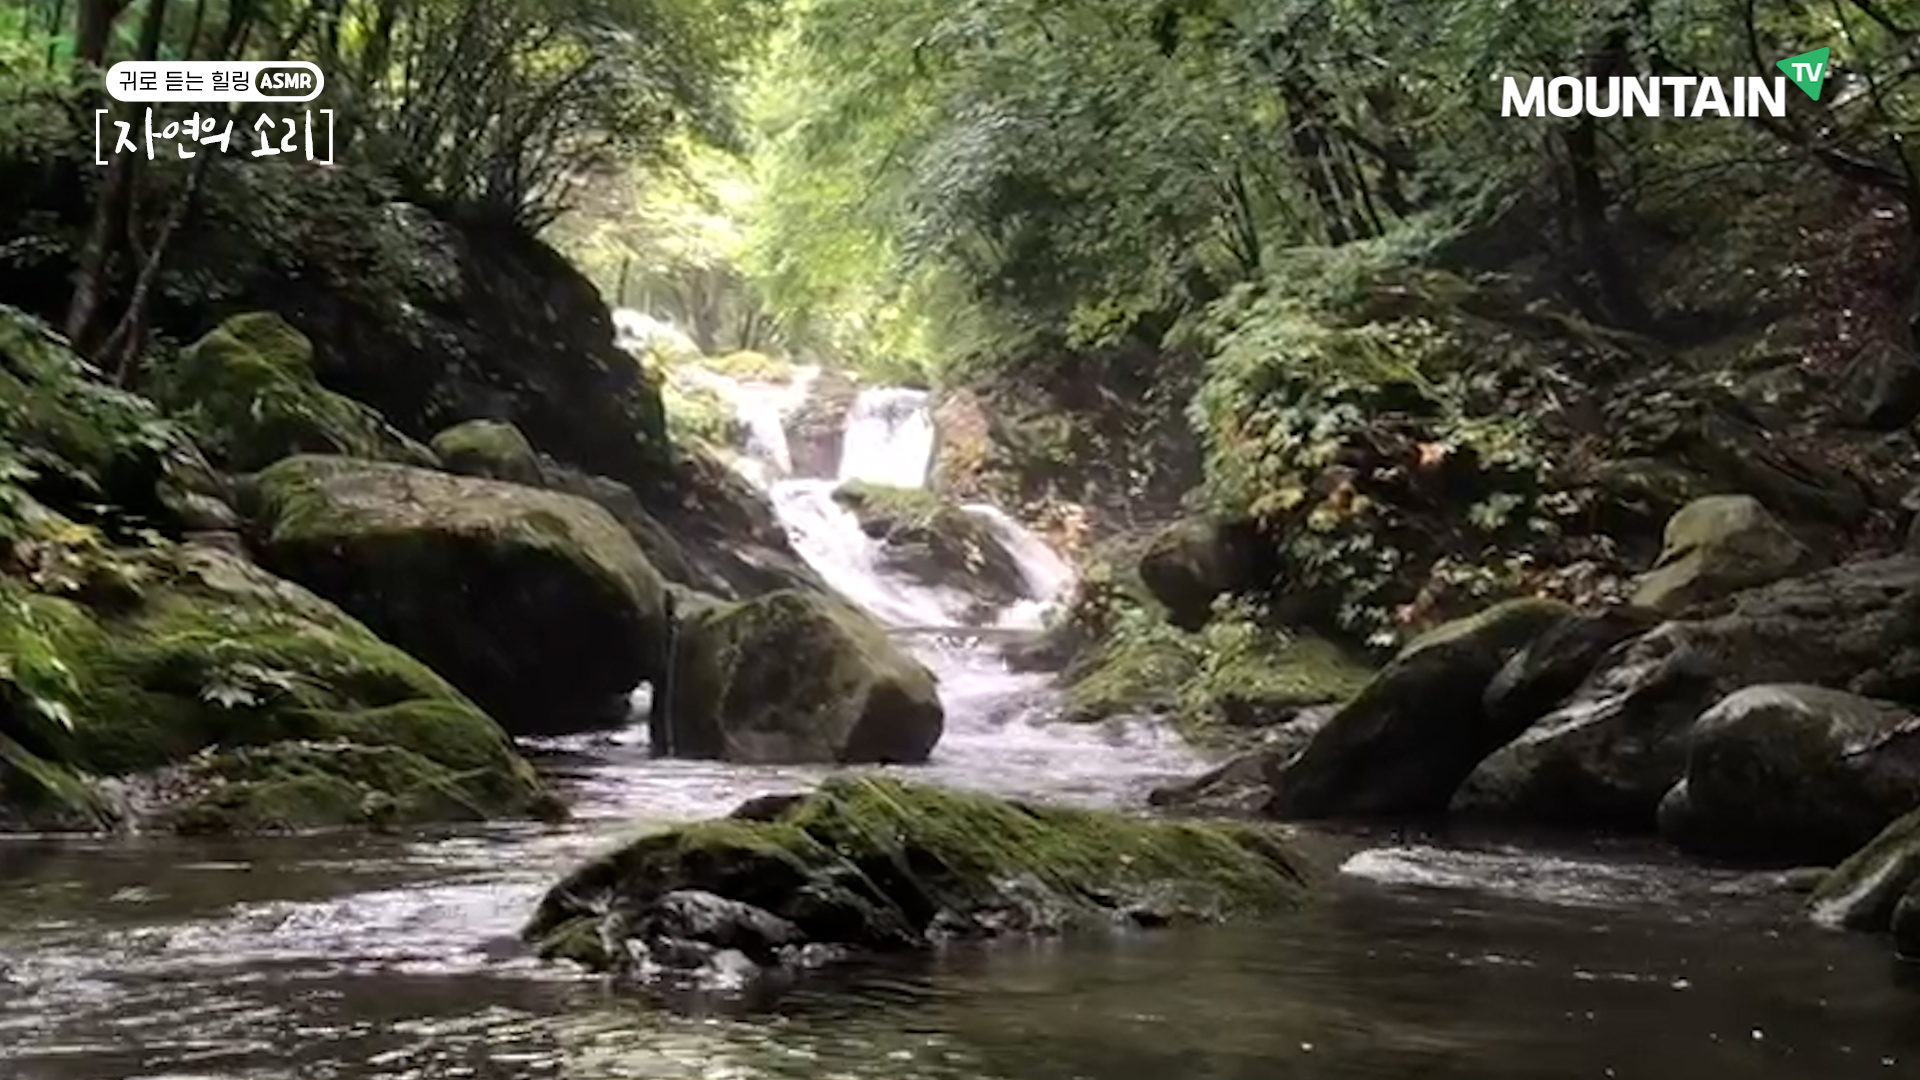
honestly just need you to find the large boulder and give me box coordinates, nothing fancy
[1658,685,1920,865]
[0,542,553,833]
[1809,809,1920,933]
[247,455,670,733]
[154,173,674,496]
[1481,606,1664,733]
[1261,597,1575,819]
[1629,495,1806,613]
[1136,518,1255,631]
[522,776,1320,982]
[431,420,827,602]
[149,313,436,473]
[1457,557,1920,830]
[657,590,943,764]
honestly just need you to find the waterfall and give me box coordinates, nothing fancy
[962,504,1076,630]
[652,354,1075,631]
[837,388,936,490]
[768,480,971,628]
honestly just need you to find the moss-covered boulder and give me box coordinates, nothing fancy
[522,776,1320,980]
[1630,495,1807,613]
[428,422,826,602]
[150,313,436,473]
[0,304,219,533]
[0,542,553,833]
[831,481,1028,612]
[1658,685,1920,866]
[657,590,943,764]
[429,419,544,486]
[247,455,670,733]
[1061,622,1371,735]
[1262,597,1575,819]
[1136,518,1256,631]
[1810,809,1920,934]
[1458,557,1920,830]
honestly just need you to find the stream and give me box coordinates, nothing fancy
[2,357,1917,1078]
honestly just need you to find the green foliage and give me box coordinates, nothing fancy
[1187,232,1577,644]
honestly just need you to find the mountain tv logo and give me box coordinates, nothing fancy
[1502,47,1828,118]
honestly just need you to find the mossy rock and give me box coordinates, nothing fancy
[1810,808,1920,932]
[705,350,795,382]
[0,543,551,832]
[149,313,437,473]
[0,304,212,532]
[162,739,563,835]
[430,419,544,486]
[1266,596,1576,819]
[1061,620,1371,738]
[524,776,1321,975]
[248,455,671,734]
[659,589,943,764]
[1631,495,1808,613]
[1137,518,1256,631]
[831,480,1028,609]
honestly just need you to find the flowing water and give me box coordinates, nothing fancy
[3,356,1918,1079]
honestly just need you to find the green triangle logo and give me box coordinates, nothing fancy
[1777,47,1831,101]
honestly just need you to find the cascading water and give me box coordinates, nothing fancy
[837,387,937,489]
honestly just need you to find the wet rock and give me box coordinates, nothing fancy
[149,313,437,473]
[1844,339,1920,430]
[524,776,1320,982]
[830,481,1028,611]
[1137,518,1255,631]
[640,890,804,965]
[248,454,670,734]
[1658,685,1920,865]
[1810,809,1920,932]
[658,590,944,764]
[1629,495,1807,613]
[1262,597,1575,819]
[1148,705,1337,817]
[1894,881,1920,960]
[1458,557,1920,831]
[1482,606,1663,733]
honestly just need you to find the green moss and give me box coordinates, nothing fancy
[1397,596,1573,659]
[705,350,795,382]
[430,420,544,486]
[252,456,664,617]
[0,544,554,831]
[832,480,949,531]
[0,304,195,528]
[149,313,437,472]
[662,378,744,449]
[162,740,543,835]
[526,776,1319,962]
[248,454,669,728]
[1062,609,1374,740]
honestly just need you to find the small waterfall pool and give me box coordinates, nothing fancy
[2,341,1917,1078]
